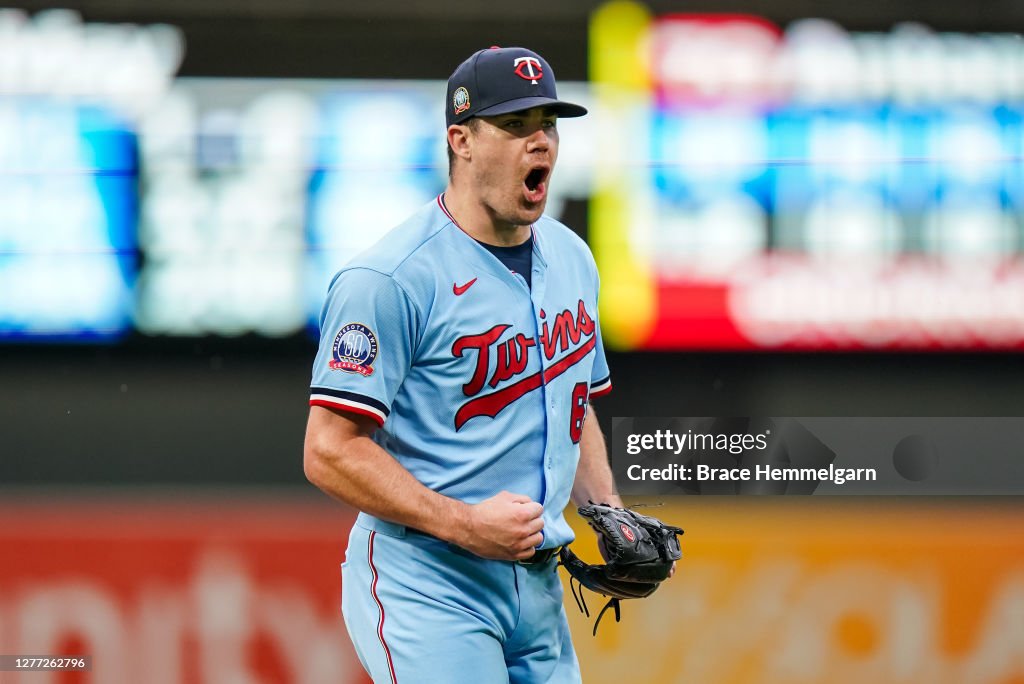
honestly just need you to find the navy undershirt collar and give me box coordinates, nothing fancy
[475,237,533,289]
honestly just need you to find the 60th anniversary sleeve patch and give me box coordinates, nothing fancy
[329,323,378,376]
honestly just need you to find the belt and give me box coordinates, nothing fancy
[517,546,561,566]
[358,515,562,566]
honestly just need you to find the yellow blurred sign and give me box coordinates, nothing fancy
[564,499,1024,683]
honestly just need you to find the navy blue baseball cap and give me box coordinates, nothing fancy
[445,46,587,127]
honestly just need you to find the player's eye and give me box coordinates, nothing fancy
[504,119,523,128]
[542,119,557,129]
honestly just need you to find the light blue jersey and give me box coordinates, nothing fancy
[310,194,611,549]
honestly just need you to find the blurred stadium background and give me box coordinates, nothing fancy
[2,0,1024,682]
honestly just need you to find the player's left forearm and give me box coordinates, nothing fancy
[571,406,623,508]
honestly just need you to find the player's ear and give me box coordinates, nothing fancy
[447,123,473,163]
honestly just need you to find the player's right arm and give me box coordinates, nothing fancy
[304,406,543,561]
[306,266,542,561]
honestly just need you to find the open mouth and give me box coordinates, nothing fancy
[523,166,550,198]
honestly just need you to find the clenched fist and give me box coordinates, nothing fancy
[453,491,545,561]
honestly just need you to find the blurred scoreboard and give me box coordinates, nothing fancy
[591,8,1024,350]
[0,101,137,339]
[0,78,452,340]
[1,8,1023,349]
[131,78,586,339]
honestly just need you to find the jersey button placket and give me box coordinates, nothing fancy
[530,258,554,487]
[534,309,550,473]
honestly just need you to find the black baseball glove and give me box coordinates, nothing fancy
[559,502,683,635]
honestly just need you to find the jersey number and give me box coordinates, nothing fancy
[569,382,588,444]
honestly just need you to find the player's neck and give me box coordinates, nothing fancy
[442,187,531,247]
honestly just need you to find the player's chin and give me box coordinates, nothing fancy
[516,196,546,223]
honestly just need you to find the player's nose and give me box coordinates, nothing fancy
[526,128,550,152]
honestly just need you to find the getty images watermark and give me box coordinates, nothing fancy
[612,417,1024,495]
[625,427,876,486]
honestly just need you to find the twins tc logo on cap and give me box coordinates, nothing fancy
[329,323,378,376]
[453,87,470,115]
[513,56,543,84]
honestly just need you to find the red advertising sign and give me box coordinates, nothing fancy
[0,496,368,684]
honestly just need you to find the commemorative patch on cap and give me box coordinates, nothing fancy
[329,323,378,376]
[453,86,470,115]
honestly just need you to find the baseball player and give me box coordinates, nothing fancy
[304,46,618,683]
